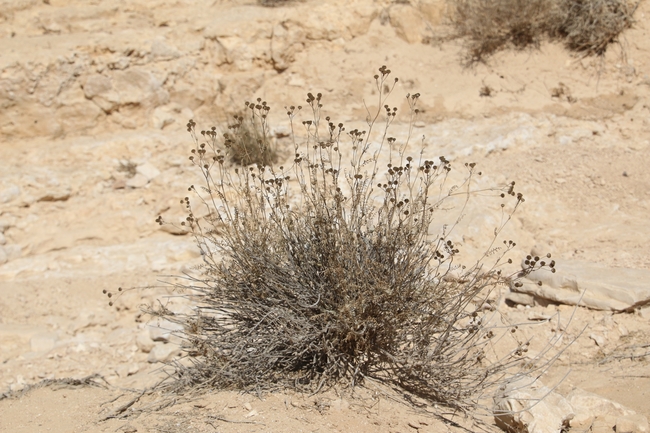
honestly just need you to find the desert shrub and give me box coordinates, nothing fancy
[149,67,555,414]
[548,0,640,56]
[450,0,554,63]
[222,100,278,167]
[449,0,640,63]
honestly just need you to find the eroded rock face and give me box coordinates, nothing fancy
[511,254,650,311]
[495,378,649,433]
[494,376,574,433]
[1,0,425,140]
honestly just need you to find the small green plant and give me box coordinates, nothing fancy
[143,66,556,414]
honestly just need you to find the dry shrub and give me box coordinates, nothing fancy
[151,67,556,414]
[223,100,278,167]
[548,0,640,56]
[449,0,640,63]
[450,0,553,64]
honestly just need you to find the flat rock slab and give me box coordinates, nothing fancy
[511,258,650,311]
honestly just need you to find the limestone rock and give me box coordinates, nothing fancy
[270,22,305,72]
[0,185,21,204]
[3,244,22,262]
[389,4,428,44]
[152,103,193,130]
[82,69,168,114]
[417,0,448,26]
[136,331,155,353]
[126,173,149,188]
[567,388,637,419]
[136,162,160,181]
[148,320,184,343]
[494,376,574,433]
[505,290,536,307]
[617,415,650,433]
[147,343,180,363]
[83,74,119,113]
[566,389,648,433]
[511,255,650,311]
[30,332,58,353]
[116,363,140,378]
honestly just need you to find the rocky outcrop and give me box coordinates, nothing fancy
[494,376,574,433]
[509,254,650,311]
[1,0,432,140]
[495,377,649,433]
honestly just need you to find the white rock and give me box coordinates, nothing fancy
[589,333,605,347]
[126,173,149,188]
[0,185,20,204]
[506,291,536,307]
[569,412,594,430]
[3,244,21,261]
[513,254,650,311]
[494,376,574,433]
[389,4,428,44]
[617,414,650,433]
[0,247,7,265]
[136,331,155,353]
[136,162,161,181]
[116,364,140,378]
[152,107,176,130]
[567,388,638,420]
[30,333,58,353]
[619,324,629,336]
[0,232,6,245]
[10,375,26,393]
[149,320,184,343]
[147,343,180,363]
[0,185,20,203]
[150,38,180,60]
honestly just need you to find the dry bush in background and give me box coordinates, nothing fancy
[450,0,553,63]
[547,0,640,56]
[149,67,559,415]
[222,103,278,167]
[450,0,640,63]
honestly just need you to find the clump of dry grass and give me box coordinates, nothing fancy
[450,0,552,64]
[221,99,278,167]
[449,0,640,63]
[548,0,640,56]
[149,67,557,414]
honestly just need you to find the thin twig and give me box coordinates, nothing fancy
[100,389,147,421]
[207,415,265,425]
